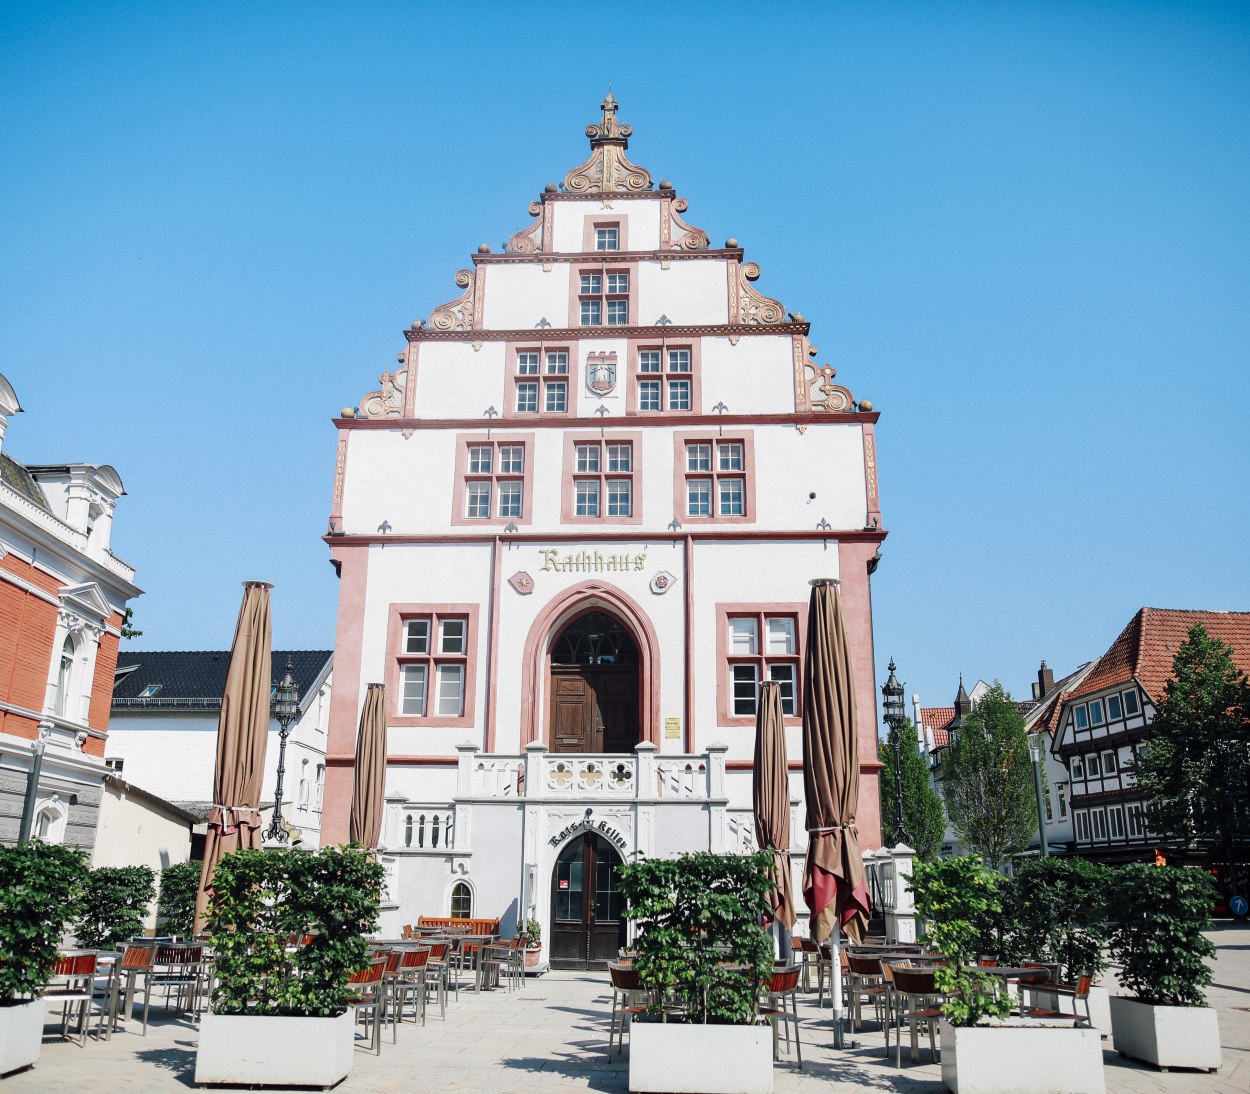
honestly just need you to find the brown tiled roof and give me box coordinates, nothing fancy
[1067,608,1250,705]
[920,706,956,748]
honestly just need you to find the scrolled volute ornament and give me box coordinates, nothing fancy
[429,269,476,331]
[738,262,786,325]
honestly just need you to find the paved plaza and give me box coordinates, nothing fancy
[11,923,1247,1093]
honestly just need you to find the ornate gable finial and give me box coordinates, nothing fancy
[563,93,653,194]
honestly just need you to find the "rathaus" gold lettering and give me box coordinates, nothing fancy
[540,548,647,573]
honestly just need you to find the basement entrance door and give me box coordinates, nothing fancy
[550,832,625,970]
[549,611,639,753]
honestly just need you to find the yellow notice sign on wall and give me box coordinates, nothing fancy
[664,717,681,740]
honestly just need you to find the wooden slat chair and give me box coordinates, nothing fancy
[846,953,890,1033]
[395,947,431,1026]
[349,958,388,1055]
[109,943,156,1037]
[151,943,206,1016]
[481,936,524,992]
[759,965,803,1067]
[1023,970,1094,1027]
[45,952,100,1045]
[421,941,453,1016]
[888,965,944,1068]
[606,962,648,1061]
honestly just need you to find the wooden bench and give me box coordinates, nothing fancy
[416,916,501,936]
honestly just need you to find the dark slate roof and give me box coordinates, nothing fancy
[112,650,332,711]
[0,452,52,512]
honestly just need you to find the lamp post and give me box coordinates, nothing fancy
[17,721,54,843]
[881,659,910,848]
[1028,732,1050,858]
[264,660,301,844]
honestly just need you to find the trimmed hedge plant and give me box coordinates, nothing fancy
[1108,863,1216,1007]
[206,845,385,1017]
[157,861,201,937]
[0,841,88,1003]
[617,850,774,1025]
[74,865,156,949]
[910,854,1012,1026]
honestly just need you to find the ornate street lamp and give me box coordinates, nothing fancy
[881,659,910,848]
[264,659,301,844]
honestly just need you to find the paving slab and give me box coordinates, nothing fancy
[8,922,1246,1093]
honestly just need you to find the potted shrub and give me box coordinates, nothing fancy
[1002,857,1113,1032]
[0,841,87,1076]
[617,850,775,1094]
[156,861,201,937]
[193,845,385,1088]
[912,855,1104,1094]
[521,918,543,971]
[73,865,156,948]
[1107,863,1221,1071]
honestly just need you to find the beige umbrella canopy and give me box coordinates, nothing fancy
[801,578,871,1047]
[349,683,387,849]
[194,581,274,933]
[753,680,796,930]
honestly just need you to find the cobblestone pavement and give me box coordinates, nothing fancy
[9,922,1247,1093]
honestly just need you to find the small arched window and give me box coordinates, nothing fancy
[417,814,426,848]
[404,814,413,847]
[431,814,441,848]
[450,881,472,919]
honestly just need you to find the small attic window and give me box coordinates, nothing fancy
[138,684,162,698]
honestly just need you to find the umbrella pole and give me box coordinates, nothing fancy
[830,920,845,1049]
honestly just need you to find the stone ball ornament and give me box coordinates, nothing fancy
[477,243,491,253]
[858,400,873,412]
[342,407,356,418]
[725,238,739,248]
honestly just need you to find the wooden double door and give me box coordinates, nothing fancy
[550,832,625,969]
[550,666,638,754]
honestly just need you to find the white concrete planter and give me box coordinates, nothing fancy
[194,1009,355,1088]
[0,1000,45,1077]
[629,1020,773,1094]
[939,1019,1105,1094]
[1109,996,1221,1071]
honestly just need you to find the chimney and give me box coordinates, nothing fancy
[1037,660,1055,697]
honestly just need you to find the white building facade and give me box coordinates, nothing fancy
[321,98,888,965]
[107,650,333,848]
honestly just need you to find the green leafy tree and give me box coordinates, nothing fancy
[1131,623,1250,875]
[942,682,1038,869]
[120,605,141,639]
[0,842,88,1001]
[878,720,946,860]
[157,862,202,936]
[910,855,1012,1026]
[74,865,156,949]
[617,851,774,1025]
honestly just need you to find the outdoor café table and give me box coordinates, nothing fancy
[963,965,1049,1014]
[455,935,495,992]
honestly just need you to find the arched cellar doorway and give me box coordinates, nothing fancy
[549,610,640,753]
[550,832,625,969]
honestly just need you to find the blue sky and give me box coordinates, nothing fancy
[2,1,1247,722]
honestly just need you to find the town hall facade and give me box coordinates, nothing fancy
[321,98,887,965]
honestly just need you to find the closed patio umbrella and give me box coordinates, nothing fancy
[801,578,871,1048]
[194,581,274,933]
[753,680,796,949]
[349,683,387,849]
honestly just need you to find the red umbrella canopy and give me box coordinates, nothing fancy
[800,580,870,943]
[195,581,273,933]
[753,680,796,928]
